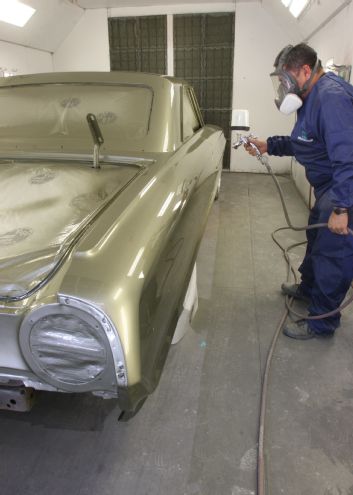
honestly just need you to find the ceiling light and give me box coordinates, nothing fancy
[281,0,292,7]
[0,0,36,28]
[289,0,310,18]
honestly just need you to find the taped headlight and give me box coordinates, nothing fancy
[19,298,127,393]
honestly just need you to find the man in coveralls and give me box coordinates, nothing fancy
[245,43,353,340]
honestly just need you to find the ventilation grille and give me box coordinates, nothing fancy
[109,16,167,74]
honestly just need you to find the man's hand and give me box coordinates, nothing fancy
[328,211,349,235]
[244,139,268,156]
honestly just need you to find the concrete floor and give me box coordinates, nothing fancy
[1,172,353,495]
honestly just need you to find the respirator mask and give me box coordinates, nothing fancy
[270,45,319,115]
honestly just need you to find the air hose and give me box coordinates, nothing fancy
[237,139,353,495]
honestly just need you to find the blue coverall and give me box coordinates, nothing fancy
[267,72,353,334]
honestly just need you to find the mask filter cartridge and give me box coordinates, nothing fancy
[278,93,303,115]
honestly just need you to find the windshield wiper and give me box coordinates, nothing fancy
[86,113,104,169]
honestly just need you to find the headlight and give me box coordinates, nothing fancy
[19,297,127,393]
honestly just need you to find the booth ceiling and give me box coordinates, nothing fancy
[72,0,236,5]
[0,0,350,53]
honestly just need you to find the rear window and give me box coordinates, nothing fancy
[0,83,153,152]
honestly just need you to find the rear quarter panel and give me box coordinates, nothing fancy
[60,126,225,409]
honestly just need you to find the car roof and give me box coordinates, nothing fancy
[0,71,188,89]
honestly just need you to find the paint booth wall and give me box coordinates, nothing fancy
[310,2,353,73]
[231,2,294,173]
[53,9,110,72]
[0,40,53,75]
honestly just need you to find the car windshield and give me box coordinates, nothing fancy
[0,83,153,153]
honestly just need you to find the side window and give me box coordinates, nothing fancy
[183,88,202,141]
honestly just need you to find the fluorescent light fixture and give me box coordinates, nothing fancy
[289,0,310,18]
[0,0,36,28]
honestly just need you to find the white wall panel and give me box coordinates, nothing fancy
[231,2,294,173]
[291,160,313,208]
[0,41,53,75]
[309,2,353,77]
[53,9,110,72]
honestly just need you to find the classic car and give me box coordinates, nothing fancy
[0,71,225,417]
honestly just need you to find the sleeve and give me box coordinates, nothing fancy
[267,136,294,156]
[319,84,353,208]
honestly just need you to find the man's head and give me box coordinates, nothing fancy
[271,43,323,114]
[282,43,319,71]
[282,43,322,93]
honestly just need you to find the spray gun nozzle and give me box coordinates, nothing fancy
[233,140,243,150]
[233,133,256,150]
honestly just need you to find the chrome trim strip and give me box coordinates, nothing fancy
[0,152,155,167]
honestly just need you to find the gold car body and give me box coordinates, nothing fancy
[0,71,225,413]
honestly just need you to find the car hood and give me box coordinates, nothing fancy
[0,159,141,300]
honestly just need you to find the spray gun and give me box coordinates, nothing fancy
[231,109,271,171]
